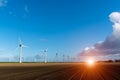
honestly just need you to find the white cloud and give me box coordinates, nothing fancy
[109,12,120,23]
[84,47,90,51]
[109,12,120,38]
[79,11,120,57]
[0,0,7,7]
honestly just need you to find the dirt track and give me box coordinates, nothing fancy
[0,63,120,80]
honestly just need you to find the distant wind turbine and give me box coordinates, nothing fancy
[63,54,65,62]
[55,52,58,62]
[43,48,48,63]
[67,55,70,62]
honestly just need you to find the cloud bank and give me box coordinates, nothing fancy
[79,12,120,56]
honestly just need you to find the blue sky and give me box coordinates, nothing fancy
[0,0,120,61]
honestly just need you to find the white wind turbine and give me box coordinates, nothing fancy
[19,38,27,63]
[43,48,48,63]
[55,52,58,62]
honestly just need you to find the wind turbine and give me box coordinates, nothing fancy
[19,38,27,63]
[67,55,70,62]
[43,48,48,63]
[55,52,58,62]
[63,54,65,62]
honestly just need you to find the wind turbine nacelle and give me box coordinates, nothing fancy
[19,44,22,47]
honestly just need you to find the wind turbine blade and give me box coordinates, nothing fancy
[19,38,22,44]
[22,45,28,48]
[14,46,19,51]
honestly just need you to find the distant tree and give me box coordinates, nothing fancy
[108,60,113,62]
[115,59,120,62]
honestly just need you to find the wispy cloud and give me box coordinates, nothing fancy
[8,11,13,15]
[22,5,29,18]
[0,49,4,54]
[24,5,29,13]
[39,38,48,42]
[0,0,7,7]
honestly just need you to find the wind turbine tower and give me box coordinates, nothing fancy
[63,54,65,62]
[67,55,70,62]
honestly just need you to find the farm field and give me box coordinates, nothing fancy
[0,63,120,80]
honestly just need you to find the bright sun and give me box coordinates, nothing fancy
[87,59,95,66]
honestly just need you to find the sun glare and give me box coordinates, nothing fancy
[87,59,95,66]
